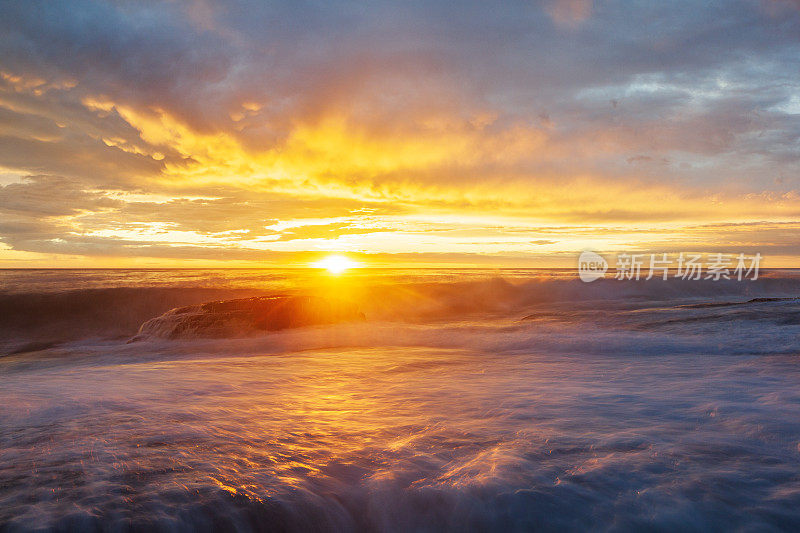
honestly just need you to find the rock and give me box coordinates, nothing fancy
[131,295,364,340]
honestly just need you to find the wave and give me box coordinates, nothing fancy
[0,287,268,353]
[133,296,365,340]
[2,271,800,354]
[678,296,800,308]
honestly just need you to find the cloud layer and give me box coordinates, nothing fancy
[0,0,799,266]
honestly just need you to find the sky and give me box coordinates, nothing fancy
[0,0,799,267]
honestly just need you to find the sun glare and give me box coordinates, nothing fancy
[312,255,359,274]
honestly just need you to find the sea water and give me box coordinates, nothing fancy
[1,269,800,531]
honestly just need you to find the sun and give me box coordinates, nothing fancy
[312,255,359,274]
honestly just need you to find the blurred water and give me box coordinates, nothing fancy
[2,269,800,531]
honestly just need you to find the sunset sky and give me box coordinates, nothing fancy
[1,0,799,267]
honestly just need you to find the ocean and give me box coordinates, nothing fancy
[2,269,800,531]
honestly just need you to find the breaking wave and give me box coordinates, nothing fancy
[2,269,800,355]
[133,295,365,340]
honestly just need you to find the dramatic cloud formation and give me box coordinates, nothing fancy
[0,0,798,266]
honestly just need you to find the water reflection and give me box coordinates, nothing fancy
[3,345,800,530]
